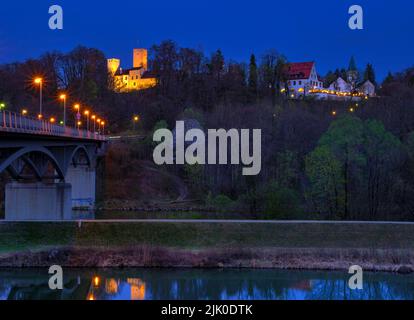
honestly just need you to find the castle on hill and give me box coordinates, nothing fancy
[107,48,157,92]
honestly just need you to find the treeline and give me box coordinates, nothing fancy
[2,41,414,221]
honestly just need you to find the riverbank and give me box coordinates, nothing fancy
[0,246,413,274]
[1,220,413,273]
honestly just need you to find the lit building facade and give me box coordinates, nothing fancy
[283,62,324,98]
[108,49,157,92]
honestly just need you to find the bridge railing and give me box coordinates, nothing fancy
[0,111,106,141]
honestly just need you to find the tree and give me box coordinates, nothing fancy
[363,63,376,86]
[306,115,403,220]
[324,70,337,87]
[363,120,402,218]
[306,145,345,219]
[383,71,394,85]
[248,54,258,97]
[209,49,225,81]
[259,50,287,105]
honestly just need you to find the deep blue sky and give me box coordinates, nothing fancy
[0,0,412,80]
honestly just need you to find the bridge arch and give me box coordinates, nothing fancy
[68,145,92,170]
[0,146,65,181]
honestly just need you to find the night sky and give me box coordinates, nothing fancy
[0,0,412,80]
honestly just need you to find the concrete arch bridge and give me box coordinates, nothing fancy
[0,111,107,220]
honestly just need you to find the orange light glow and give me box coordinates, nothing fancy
[21,109,28,116]
[93,276,100,287]
[34,77,42,84]
[74,104,80,110]
[60,94,66,100]
[38,114,43,119]
[87,293,95,301]
[50,117,56,123]
[84,110,90,116]
[91,115,96,120]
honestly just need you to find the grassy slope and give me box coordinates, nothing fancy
[1,221,414,254]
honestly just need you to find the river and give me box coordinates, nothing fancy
[0,268,413,300]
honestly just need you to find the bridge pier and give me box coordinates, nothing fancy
[65,167,96,209]
[5,182,72,221]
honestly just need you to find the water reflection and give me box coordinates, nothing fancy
[0,268,413,300]
[86,276,146,300]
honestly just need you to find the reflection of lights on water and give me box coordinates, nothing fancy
[127,278,146,300]
[93,276,100,287]
[105,279,119,294]
[87,293,95,301]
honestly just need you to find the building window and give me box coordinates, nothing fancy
[299,81,302,85]
[293,81,296,85]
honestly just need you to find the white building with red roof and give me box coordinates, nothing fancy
[283,62,323,98]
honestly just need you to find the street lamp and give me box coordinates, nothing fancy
[84,110,90,131]
[91,115,96,132]
[60,94,67,126]
[133,115,139,130]
[77,121,82,129]
[101,121,105,135]
[0,103,5,110]
[74,104,81,129]
[34,78,43,118]
[50,117,56,124]
[21,109,28,116]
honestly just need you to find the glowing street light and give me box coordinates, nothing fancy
[21,109,28,116]
[332,111,337,116]
[101,121,105,135]
[77,121,82,129]
[84,110,90,131]
[91,115,96,132]
[60,94,67,126]
[0,102,5,110]
[34,77,43,118]
[74,104,81,129]
[133,115,139,130]
[50,117,56,124]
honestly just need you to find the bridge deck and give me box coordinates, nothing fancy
[0,111,106,141]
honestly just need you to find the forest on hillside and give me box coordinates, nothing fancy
[2,40,414,221]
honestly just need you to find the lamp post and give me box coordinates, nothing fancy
[34,78,43,118]
[91,115,96,132]
[74,104,81,129]
[84,110,90,131]
[133,115,139,130]
[21,109,28,116]
[101,121,105,135]
[60,94,67,126]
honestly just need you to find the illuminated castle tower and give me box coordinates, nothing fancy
[107,48,156,92]
[133,49,148,69]
[107,58,120,75]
